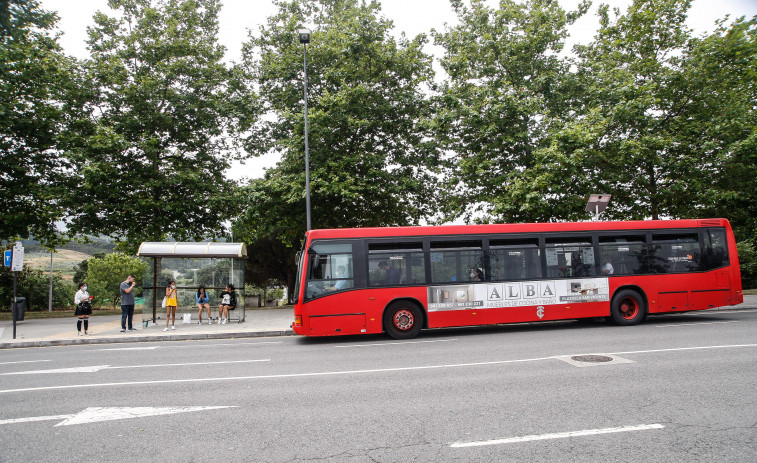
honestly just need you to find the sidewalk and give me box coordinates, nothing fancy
[1,296,755,349]
[0,308,295,349]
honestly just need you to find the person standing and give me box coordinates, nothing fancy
[74,282,93,335]
[196,286,212,325]
[120,275,137,332]
[163,280,178,332]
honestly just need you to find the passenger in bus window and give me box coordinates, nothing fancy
[602,259,615,275]
[379,261,401,285]
[470,268,484,281]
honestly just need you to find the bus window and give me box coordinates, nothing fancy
[650,233,701,273]
[306,242,354,299]
[598,235,647,275]
[702,229,729,270]
[367,242,425,286]
[430,240,484,284]
[489,238,541,280]
[545,237,595,278]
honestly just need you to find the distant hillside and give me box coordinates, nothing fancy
[19,238,117,279]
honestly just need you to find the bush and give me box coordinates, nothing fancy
[737,241,757,290]
[86,253,146,307]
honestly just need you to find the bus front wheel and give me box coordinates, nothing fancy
[611,289,646,326]
[384,301,423,340]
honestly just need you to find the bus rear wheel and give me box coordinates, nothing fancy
[611,289,646,326]
[384,301,423,340]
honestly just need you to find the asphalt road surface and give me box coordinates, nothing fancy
[1,309,756,462]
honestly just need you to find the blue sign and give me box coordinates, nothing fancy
[3,250,11,267]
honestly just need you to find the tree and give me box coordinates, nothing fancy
[233,0,440,293]
[0,0,83,246]
[68,0,238,253]
[86,252,146,307]
[433,0,589,223]
[509,0,757,225]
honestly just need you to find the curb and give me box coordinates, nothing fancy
[0,329,295,350]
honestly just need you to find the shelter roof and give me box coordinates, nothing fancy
[136,242,247,258]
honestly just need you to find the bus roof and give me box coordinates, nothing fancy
[305,218,730,241]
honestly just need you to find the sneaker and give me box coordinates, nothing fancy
[128,328,136,331]
[78,332,83,336]
[171,325,175,330]
[208,320,212,325]
[120,329,126,333]
[198,320,202,325]
[163,327,168,332]
[84,331,89,335]
[222,318,227,324]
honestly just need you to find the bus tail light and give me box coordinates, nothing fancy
[294,315,302,326]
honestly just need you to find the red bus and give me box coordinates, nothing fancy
[291,219,743,339]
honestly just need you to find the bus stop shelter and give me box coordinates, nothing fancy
[137,242,247,324]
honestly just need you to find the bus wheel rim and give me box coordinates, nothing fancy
[619,297,639,319]
[393,309,414,331]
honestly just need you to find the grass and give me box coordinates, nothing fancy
[743,288,757,295]
[0,308,123,321]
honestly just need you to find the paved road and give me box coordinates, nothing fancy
[1,309,756,462]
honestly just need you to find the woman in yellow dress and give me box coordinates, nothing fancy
[163,280,178,332]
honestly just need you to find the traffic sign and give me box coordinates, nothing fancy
[11,242,24,271]
[3,250,10,267]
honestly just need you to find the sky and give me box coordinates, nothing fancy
[38,0,757,181]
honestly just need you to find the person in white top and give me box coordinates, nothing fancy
[74,282,94,335]
[602,259,615,275]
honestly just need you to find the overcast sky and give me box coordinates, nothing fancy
[38,0,757,180]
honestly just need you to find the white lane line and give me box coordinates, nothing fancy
[2,343,755,395]
[0,360,270,375]
[0,360,51,366]
[451,424,665,448]
[97,346,160,351]
[107,359,270,369]
[334,339,458,348]
[167,341,284,349]
[655,321,739,328]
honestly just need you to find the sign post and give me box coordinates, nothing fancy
[11,242,24,340]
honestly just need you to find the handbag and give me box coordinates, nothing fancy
[76,300,92,316]
[161,296,167,308]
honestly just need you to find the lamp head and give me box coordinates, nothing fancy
[298,28,311,44]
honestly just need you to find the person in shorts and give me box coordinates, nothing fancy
[164,280,178,331]
[74,282,94,335]
[196,285,211,325]
[218,283,236,324]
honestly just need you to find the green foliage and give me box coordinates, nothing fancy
[737,241,757,289]
[433,0,590,222]
[86,252,146,307]
[233,0,440,295]
[68,0,240,253]
[0,0,84,246]
[0,264,75,310]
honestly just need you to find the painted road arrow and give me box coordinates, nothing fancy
[0,406,237,427]
[1,365,110,375]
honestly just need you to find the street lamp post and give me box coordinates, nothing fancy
[299,28,312,231]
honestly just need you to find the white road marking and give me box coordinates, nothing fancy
[1,343,755,395]
[0,360,51,366]
[0,360,269,376]
[451,423,665,448]
[655,321,740,328]
[0,415,74,426]
[96,346,160,351]
[334,339,458,348]
[0,407,236,427]
[55,406,237,426]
